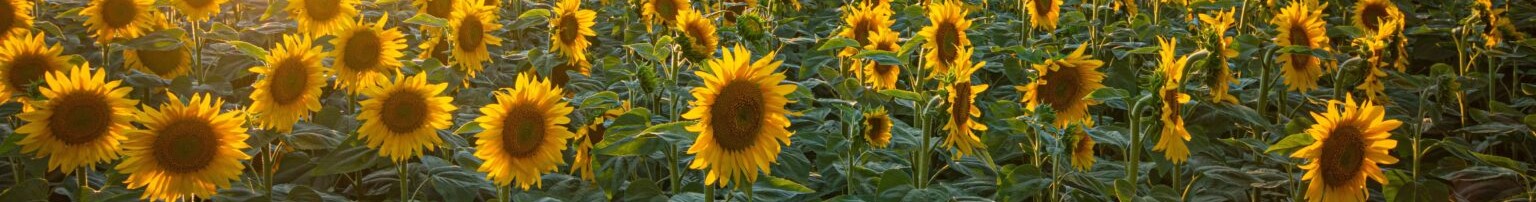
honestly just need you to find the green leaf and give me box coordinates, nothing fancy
[430,166,487,202]
[285,185,323,202]
[453,122,484,135]
[405,13,449,28]
[1265,133,1314,155]
[625,43,665,62]
[757,176,814,194]
[1089,87,1130,102]
[306,145,385,176]
[285,130,342,150]
[0,178,48,201]
[818,37,860,51]
[260,0,287,21]
[878,89,922,101]
[517,9,552,20]
[856,50,902,65]
[1127,46,1160,54]
[1114,178,1134,202]
[225,41,269,60]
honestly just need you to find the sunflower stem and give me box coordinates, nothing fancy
[398,162,409,201]
[668,144,681,193]
[1124,96,1143,201]
[704,184,715,202]
[77,167,90,201]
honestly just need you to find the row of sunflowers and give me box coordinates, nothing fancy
[0,0,1532,200]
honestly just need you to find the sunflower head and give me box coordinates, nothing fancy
[683,45,797,187]
[172,0,230,21]
[248,34,327,133]
[286,0,360,35]
[837,2,894,58]
[414,0,456,19]
[334,16,407,94]
[1198,10,1240,104]
[0,0,34,40]
[83,0,156,42]
[358,73,458,162]
[858,28,902,90]
[448,0,504,78]
[918,1,973,77]
[1272,2,1331,92]
[1153,37,1194,164]
[0,32,69,102]
[118,93,250,201]
[1352,0,1401,34]
[675,9,718,62]
[1026,0,1062,30]
[1069,129,1095,171]
[1018,47,1105,128]
[474,73,573,190]
[550,0,597,66]
[642,0,690,30]
[942,50,989,159]
[573,101,629,180]
[15,63,137,174]
[124,31,192,79]
[1291,94,1400,202]
[863,107,893,148]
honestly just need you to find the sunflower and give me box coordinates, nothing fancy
[358,73,458,162]
[1352,0,1401,34]
[676,9,717,62]
[118,93,250,201]
[172,0,228,21]
[418,34,453,62]
[573,101,628,180]
[1291,94,1400,202]
[248,34,326,133]
[1069,129,1095,171]
[942,48,988,159]
[414,0,455,19]
[1199,10,1238,104]
[333,16,407,94]
[448,0,503,78]
[0,32,69,102]
[82,0,156,42]
[642,0,689,30]
[474,73,574,190]
[550,0,596,66]
[918,0,973,78]
[1272,2,1330,92]
[286,0,359,35]
[858,28,901,90]
[836,2,894,58]
[547,60,590,88]
[123,32,192,79]
[863,107,892,148]
[0,0,33,41]
[1355,18,1400,102]
[683,45,797,187]
[1018,47,1105,128]
[1025,0,1061,30]
[1153,37,1194,164]
[15,64,135,174]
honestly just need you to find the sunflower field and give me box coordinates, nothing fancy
[0,0,1535,200]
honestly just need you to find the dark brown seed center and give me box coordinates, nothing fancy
[457,16,485,52]
[1319,123,1366,187]
[342,29,383,72]
[304,0,343,21]
[268,58,311,105]
[951,82,972,127]
[499,104,545,157]
[102,0,139,28]
[152,119,220,173]
[138,46,188,76]
[47,92,113,145]
[709,81,766,151]
[379,90,429,133]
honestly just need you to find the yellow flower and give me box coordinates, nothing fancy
[0,32,69,102]
[1153,37,1194,164]
[1272,2,1330,92]
[1069,129,1095,171]
[1018,47,1105,128]
[358,73,458,162]
[683,45,797,187]
[333,16,408,94]
[0,0,34,41]
[474,73,575,190]
[837,2,894,58]
[1025,0,1061,30]
[82,0,156,42]
[573,101,628,180]
[448,0,504,78]
[1291,94,1400,202]
[414,0,456,19]
[918,0,973,77]
[1355,18,1401,102]
[943,48,989,159]
[249,34,327,133]
[118,93,250,201]
[15,64,136,174]
[863,107,892,148]
[857,28,901,90]
[1351,0,1401,34]
[642,0,690,31]
[286,0,359,35]
[551,0,597,67]
[1199,10,1238,104]
[171,0,229,22]
[676,9,717,62]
